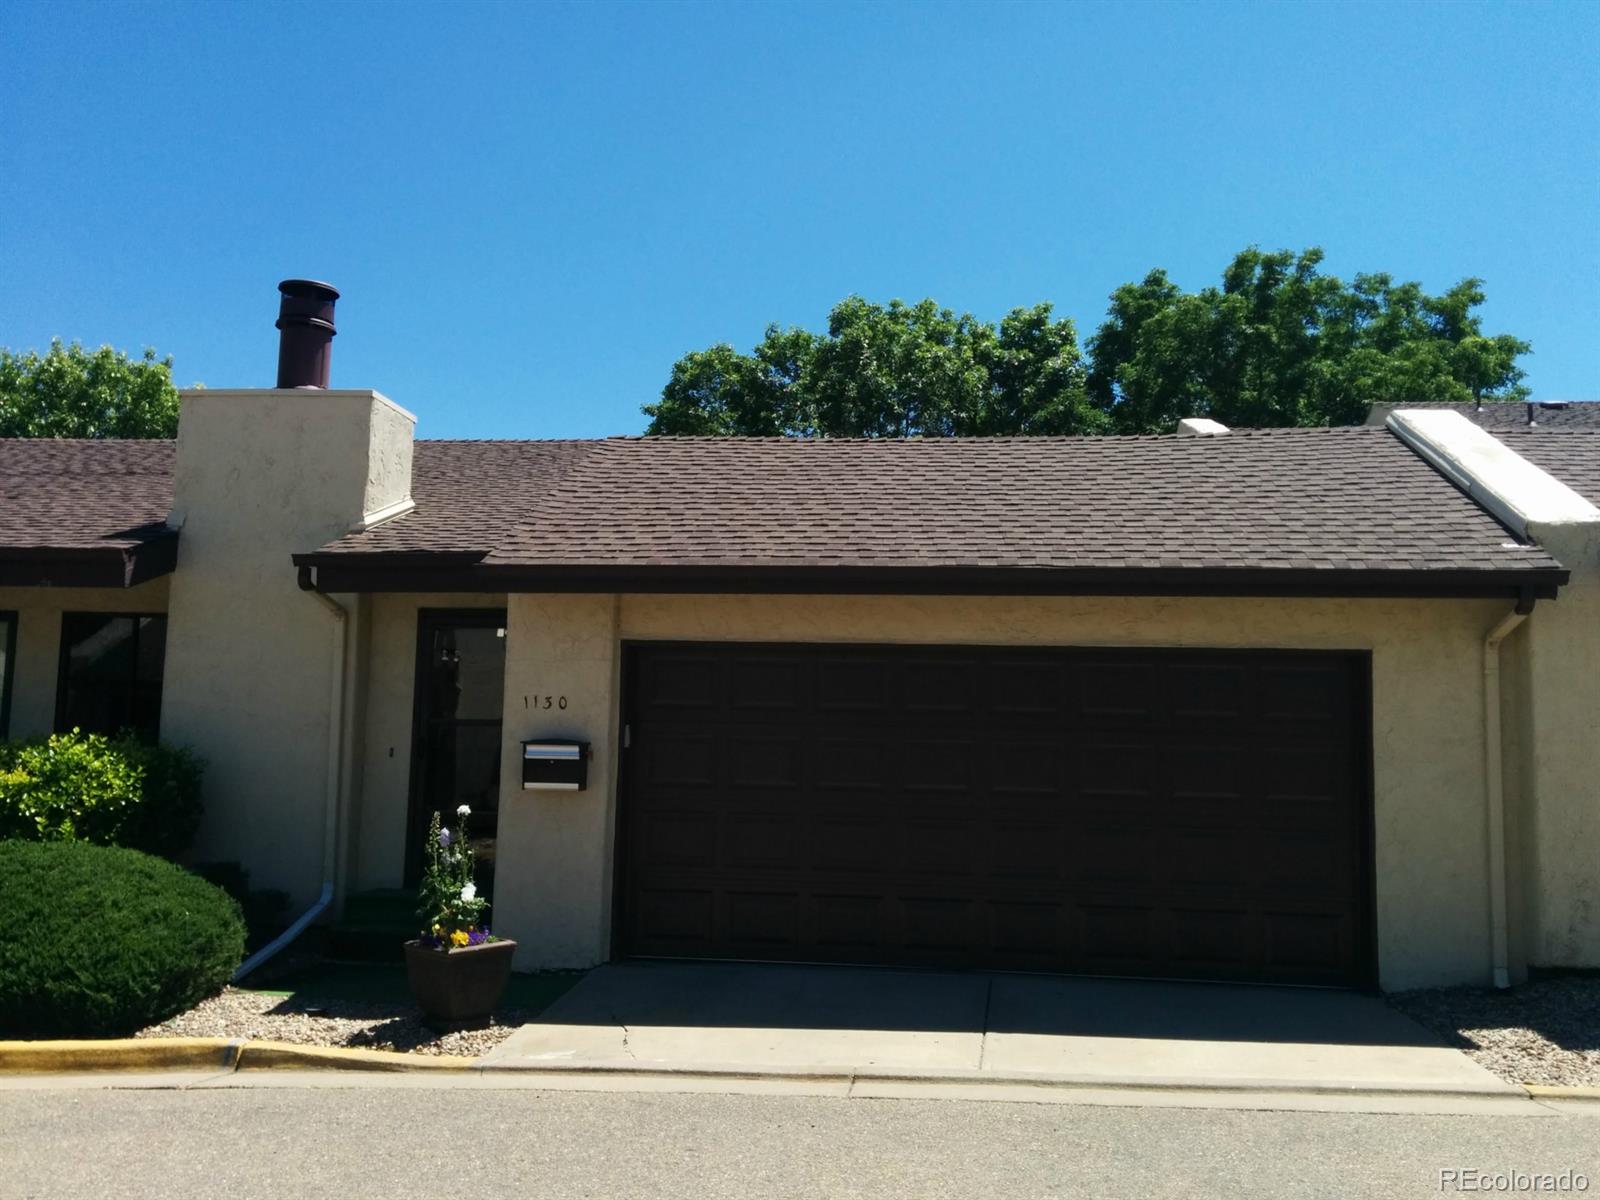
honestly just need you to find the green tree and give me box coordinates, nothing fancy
[644,297,1102,437]
[1086,247,1530,434]
[0,340,181,438]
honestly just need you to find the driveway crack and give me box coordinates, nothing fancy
[611,1011,635,1059]
[978,976,994,1072]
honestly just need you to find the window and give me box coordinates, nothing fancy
[56,613,167,741]
[0,612,15,739]
[407,611,507,891]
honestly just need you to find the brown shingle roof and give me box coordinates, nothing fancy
[0,430,1568,596]
[0,439,178,586]
[470,428,1554,575]
[318,440,593,555]
[1494,430,1600,507]
[0,439,175,550]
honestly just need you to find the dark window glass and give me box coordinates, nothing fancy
[0,613,15,738]
[57,614,167,741]
[408,614,506,892]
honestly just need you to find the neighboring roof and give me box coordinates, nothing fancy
[1366,400,1600,431]
[0,439,178,587]
[1493,430,1600,508]
[301,428,1566,599]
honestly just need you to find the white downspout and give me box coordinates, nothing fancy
[233,572,347,981]
[1483,601,1531,991]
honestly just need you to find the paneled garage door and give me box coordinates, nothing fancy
[616,643,1372,986]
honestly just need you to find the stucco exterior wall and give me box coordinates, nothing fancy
[161,388,414,910]
[493,591,1518,990]
[0,579,171,738]
[350,592,508,891]
[1520,524,1600,968]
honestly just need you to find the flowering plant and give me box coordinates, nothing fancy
[416,805,494,949]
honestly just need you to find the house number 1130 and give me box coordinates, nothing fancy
[525,695,568,710]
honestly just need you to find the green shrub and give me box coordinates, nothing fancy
[0,731,203,858]
[0,840,244,1037]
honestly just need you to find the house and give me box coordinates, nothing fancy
[1,281,1596,993]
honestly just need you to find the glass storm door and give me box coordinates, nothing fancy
[406,611,507,892]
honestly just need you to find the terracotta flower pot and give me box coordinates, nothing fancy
[404,938,517,1025]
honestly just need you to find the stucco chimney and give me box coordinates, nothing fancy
[162,282,415,910]
[275,279,340,389]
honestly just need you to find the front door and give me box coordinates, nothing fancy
[406,610,508,893]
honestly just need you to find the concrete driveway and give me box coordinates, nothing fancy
[481,961,1516,1097]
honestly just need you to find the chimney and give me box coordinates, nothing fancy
[275,279,340,389]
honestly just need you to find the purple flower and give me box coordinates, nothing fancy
[437,828,452,848]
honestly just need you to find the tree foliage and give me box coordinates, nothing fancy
[645,248,1530,437]
[0,339,180,438]
[644,298,1103,437]
[1086,247,1530,434]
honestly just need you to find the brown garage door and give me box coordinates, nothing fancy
[616,643,1372,986]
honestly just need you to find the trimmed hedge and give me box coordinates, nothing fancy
[0,731,203,858]
[0,840,245,1037]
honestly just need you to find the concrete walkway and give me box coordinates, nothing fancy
[480,962,1517,1098]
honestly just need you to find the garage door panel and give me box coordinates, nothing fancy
[640,811,718,869]
[726,734,803,788]
[816,658,891,713]
[991,740,1062,794]
[641,731,719,788]
[1166,664,1250,721]
[619,643,1371,986]
[638,654,722,712]
[1168,908,1254,968]
[900,740,977,792]
[725,892,800,949]
[900,818,981,877]
[809,815,889,871]
[1078,661,1160,719]
[902,659,980,714]
[722,811,803,870]
[1078,743,1157,796]
[812,894,885,952]
[729,657,807,712]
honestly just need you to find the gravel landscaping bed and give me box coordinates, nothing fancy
[1388,977,1600,1087]
[137,987,530,1058]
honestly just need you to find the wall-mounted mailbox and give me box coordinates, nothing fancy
[522,739,589,792]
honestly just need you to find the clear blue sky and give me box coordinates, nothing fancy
[3,0,1595,438]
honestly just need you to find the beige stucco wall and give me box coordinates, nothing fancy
[1520,523,1600,969]
[492,591,1521,990]
[161,388,414,910]
[0,579,171,738]
[350,592,508,892]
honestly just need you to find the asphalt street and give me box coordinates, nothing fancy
[3,1085,1598,1200]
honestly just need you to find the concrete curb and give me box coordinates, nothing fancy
[236,1042,476,1072]
[0,1039,475,1075]
[1525,1084,1600,1102]
[473,1058,1529,1101]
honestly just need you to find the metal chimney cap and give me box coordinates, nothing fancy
[277,279,340,300]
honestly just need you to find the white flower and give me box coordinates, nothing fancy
[457,804,471,817]
[460,883,477,902]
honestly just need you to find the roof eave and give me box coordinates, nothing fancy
[294,558,1569,601]
[0,534,178,588]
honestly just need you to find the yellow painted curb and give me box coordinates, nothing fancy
[0,1038,240,1074]
[235,1041,476,1072]
[1525,1083,1600,1101]
[0,1038,477,1075]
